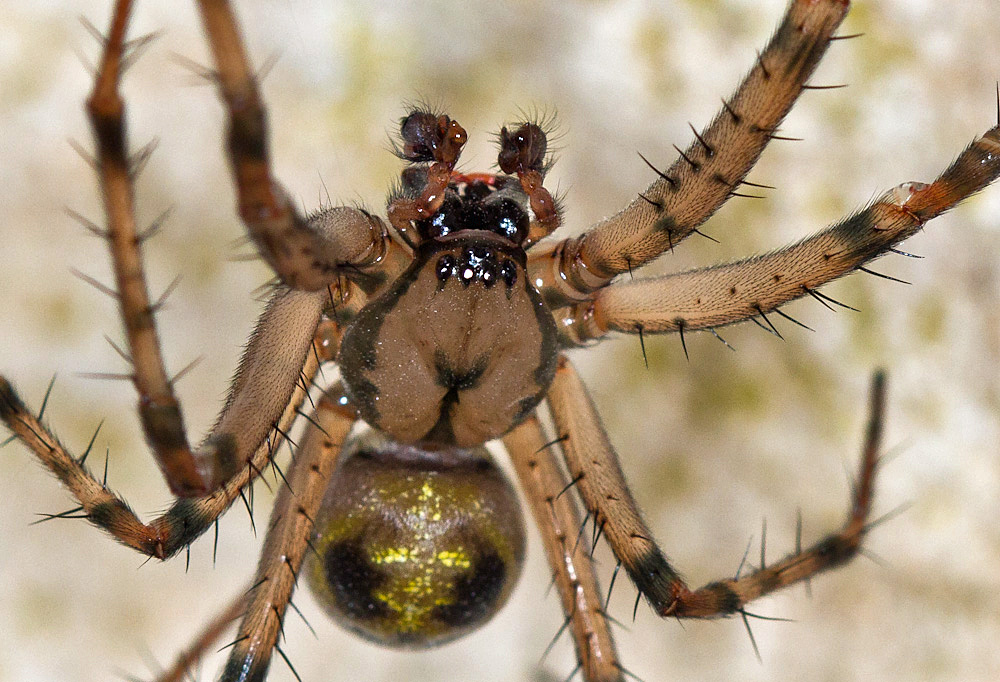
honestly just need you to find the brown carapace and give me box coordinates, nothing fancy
[2,1,999,681]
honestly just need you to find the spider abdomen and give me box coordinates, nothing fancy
[307,429,526,648]
[339,232,558,447]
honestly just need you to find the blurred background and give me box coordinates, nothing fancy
[2,1,999,680]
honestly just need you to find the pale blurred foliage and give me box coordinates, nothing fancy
[2,1,999,681]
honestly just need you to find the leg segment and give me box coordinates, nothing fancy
[0,310,342,559]
[665,371,885,618]
[195,0,395,292]
[547,356,887,622]
[504,415,622,682]
[545,357,685,615]
[219,384,357,682]
[558,126,1000,342]
[205,287,328,463]
[530,0,851,303]
[87,0,221,496]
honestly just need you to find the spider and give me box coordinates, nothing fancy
[3,1,1000,681]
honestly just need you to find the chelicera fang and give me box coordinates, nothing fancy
[3,0,1000,680]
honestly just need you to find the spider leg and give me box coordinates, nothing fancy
[194,0,404,292]
[84,0,233,497]
[530,0,851,303]
[504,415,622,682]
[663,371,885,619]
[2,0,378,545]
[545,357,686,616]
[0,312,343,559]
[546,358,887,624]
[206,288,327,466]
[219,383,357,682]
[557,125,1000,343]
[70,0,343,499]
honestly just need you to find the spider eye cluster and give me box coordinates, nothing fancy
[307,429,526,648]
[435,247,518,289]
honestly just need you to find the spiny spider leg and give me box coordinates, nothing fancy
[219,384,358,682]
[84,0,230,497]
[559,125,1000,342]
[17,0,333,504]
[530,0,852,303]
[0,0,373,558]
[546,357,685,615]
[0,312,338,559]
[504,415,622,682]
[194,0,398,293]
[665,370,884,618]
[547,357,887,624]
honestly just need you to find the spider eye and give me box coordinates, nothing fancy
[307,429,526,648]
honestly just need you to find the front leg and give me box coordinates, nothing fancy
[86,0,220,496]
[195,0,400,292]
[530,0,852,302]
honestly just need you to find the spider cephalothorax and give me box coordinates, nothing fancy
[339,115,560,447]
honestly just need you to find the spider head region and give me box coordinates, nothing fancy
[307,429,525,648]
[392,108,552,249]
